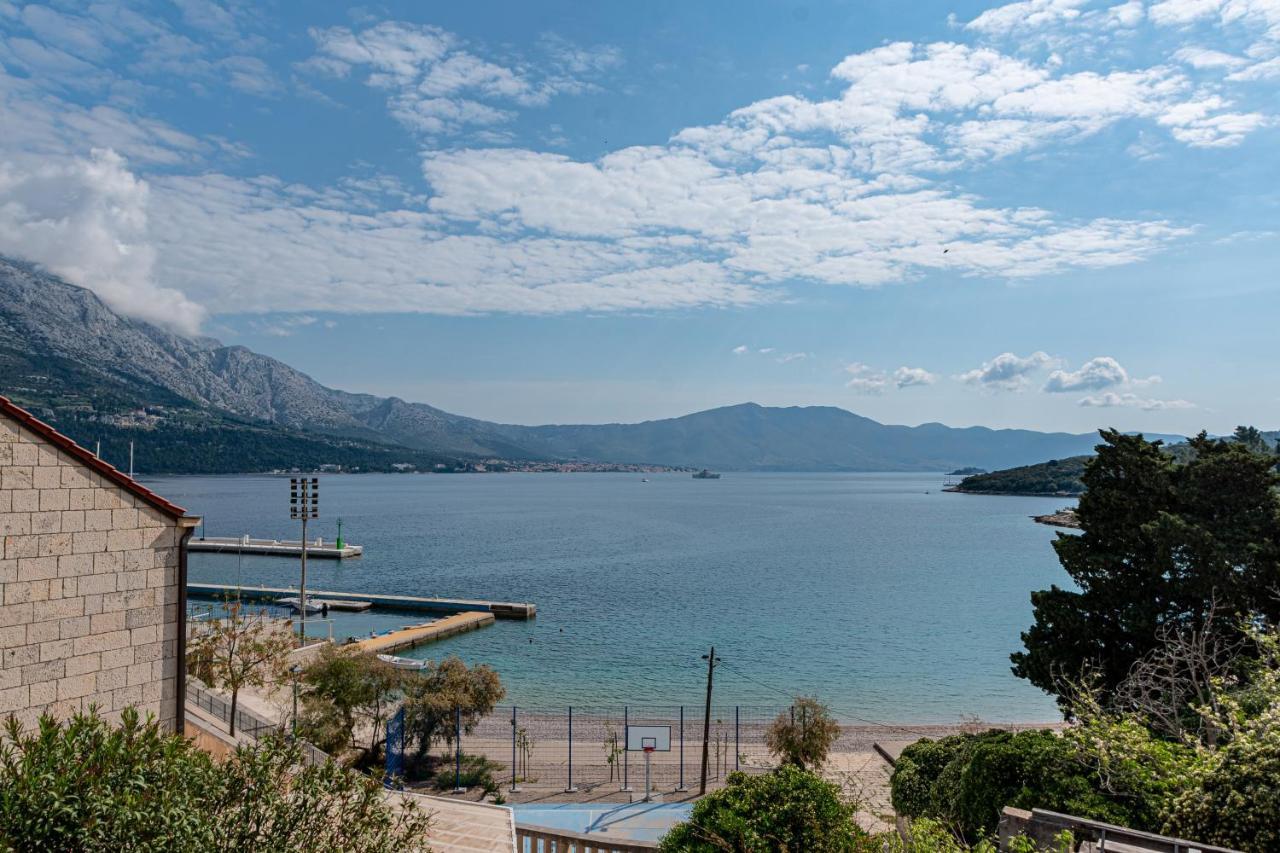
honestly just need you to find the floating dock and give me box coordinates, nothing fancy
[188,536,363,559]
[354,611,496,654]
[187,583,536,620]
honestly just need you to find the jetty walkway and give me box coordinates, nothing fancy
[189,536,363,559]
[186,583,536,620]
[354,611,496,654]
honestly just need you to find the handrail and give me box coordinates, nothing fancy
[515,822,659,852]
[999,807,1242,853]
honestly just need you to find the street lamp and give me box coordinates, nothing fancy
[291,663,303,739]
[290,478,319,641]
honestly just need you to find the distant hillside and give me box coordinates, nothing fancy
[0,255,1193,473]
[951,456,1091,496]
[953,428,1280,497]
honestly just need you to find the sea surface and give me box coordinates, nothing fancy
[153,472,1076,723]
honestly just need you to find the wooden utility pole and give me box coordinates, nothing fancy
[699,646,720,795]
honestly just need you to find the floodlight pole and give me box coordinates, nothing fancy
[299,511,308,640]
[699,646,720,796]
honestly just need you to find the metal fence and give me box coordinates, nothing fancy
[185,679,329,767]
[438,705,785,796]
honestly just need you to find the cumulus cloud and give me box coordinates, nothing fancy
[0,149,205,334]
[958,351,1056,390]
[732,344,749,355]
[893,366,938,388]
[844,363,890,394]
[1079,392,1196,410]
[1044,355,1129,391]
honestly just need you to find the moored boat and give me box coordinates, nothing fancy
[377,653,428,671]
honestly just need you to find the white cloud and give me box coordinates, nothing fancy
[893,366,938,388]
[776,352,810,364]
[304,21,615,136]
[958,351,1056,390]
[1079,392,1196,410]
[732,345,749,355]
[966,0,1089,36]
[0,149,205,334]
[844,363,890,394]
[1044,355,1129,391]
[1174,46,1250,68]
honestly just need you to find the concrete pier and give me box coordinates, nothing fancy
[187,583,536,620]
[188,536,363,559]
[354,611,496,654]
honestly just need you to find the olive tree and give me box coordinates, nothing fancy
[187,601,294,736]
[765,696,842,771]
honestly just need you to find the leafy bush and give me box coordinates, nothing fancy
[659,765,864,852]
[0,708,431,852]
[432,753,503,791]
[891,729,1140,842]
[1161,729,1280,852]
[766,696,842,771]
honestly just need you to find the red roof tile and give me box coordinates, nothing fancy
[0,395,190,519]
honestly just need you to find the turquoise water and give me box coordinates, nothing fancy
[158,472,1074,723]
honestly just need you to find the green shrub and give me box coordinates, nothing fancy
[891,730,1140,842]
[659,765,864,852]
[1161,729,1280,853]
[433,753,503,791]
[0,708,431,852]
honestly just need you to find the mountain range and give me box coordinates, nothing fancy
[0,256,1184,474]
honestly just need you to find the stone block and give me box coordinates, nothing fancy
[0,513,31,537]
[37,533,73,557]
[77,573,118,597]
[97,666,127,692]
[0,685,30,713]
[38,488,69,512]
[27,680,56,707]
[90,611,126,633]
[100,647,133,670]
[0,603,33,628]
[57,553,93,577]
[30,511,61,535]
[0,466,32,490]
[4,534,37,559]
[4,644,39,669]
[0,558,15,582]
[72,531,106,554]
[57,673,96,701]
[18,556,58,582]
[31,466,62,490]
[65,654,101,677]
[30,598,83,623]
[106,528,143,552]
[21,659,64,685]
[25,619,59,644]
[94,489,127,511]
[72,629,131,656]
[92,551,123,575]
[69,489,95,511]
[59,510,85,533]
[10,443,37,465]
[58,616,90,639]
[84,509,113,532]
[11,490,38,513]
[38,639,73,662]
[111,508,139,529]
[60,466,93,489]
[0,624,25,648]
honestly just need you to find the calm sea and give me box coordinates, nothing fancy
[151,472,1075,723]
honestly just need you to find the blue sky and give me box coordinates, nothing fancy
[1,1,1278,432]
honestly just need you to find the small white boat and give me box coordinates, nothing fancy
[377,654,427,671]
[275,596,322,614]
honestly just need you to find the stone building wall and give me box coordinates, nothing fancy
[0,410,188,730]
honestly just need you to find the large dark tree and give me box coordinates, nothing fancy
[1012,430,1280,708]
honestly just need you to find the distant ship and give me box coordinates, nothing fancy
[692,469,721,479]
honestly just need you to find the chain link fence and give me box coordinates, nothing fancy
[185,679,329,767]
[433,705,785,796]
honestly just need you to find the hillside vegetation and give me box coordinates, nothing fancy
[952,456,1090,496]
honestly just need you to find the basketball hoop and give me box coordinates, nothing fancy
[625,727,670,803]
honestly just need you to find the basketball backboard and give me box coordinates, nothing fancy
[625,725,671,752]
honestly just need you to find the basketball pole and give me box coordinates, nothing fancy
[699,646,720,795]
